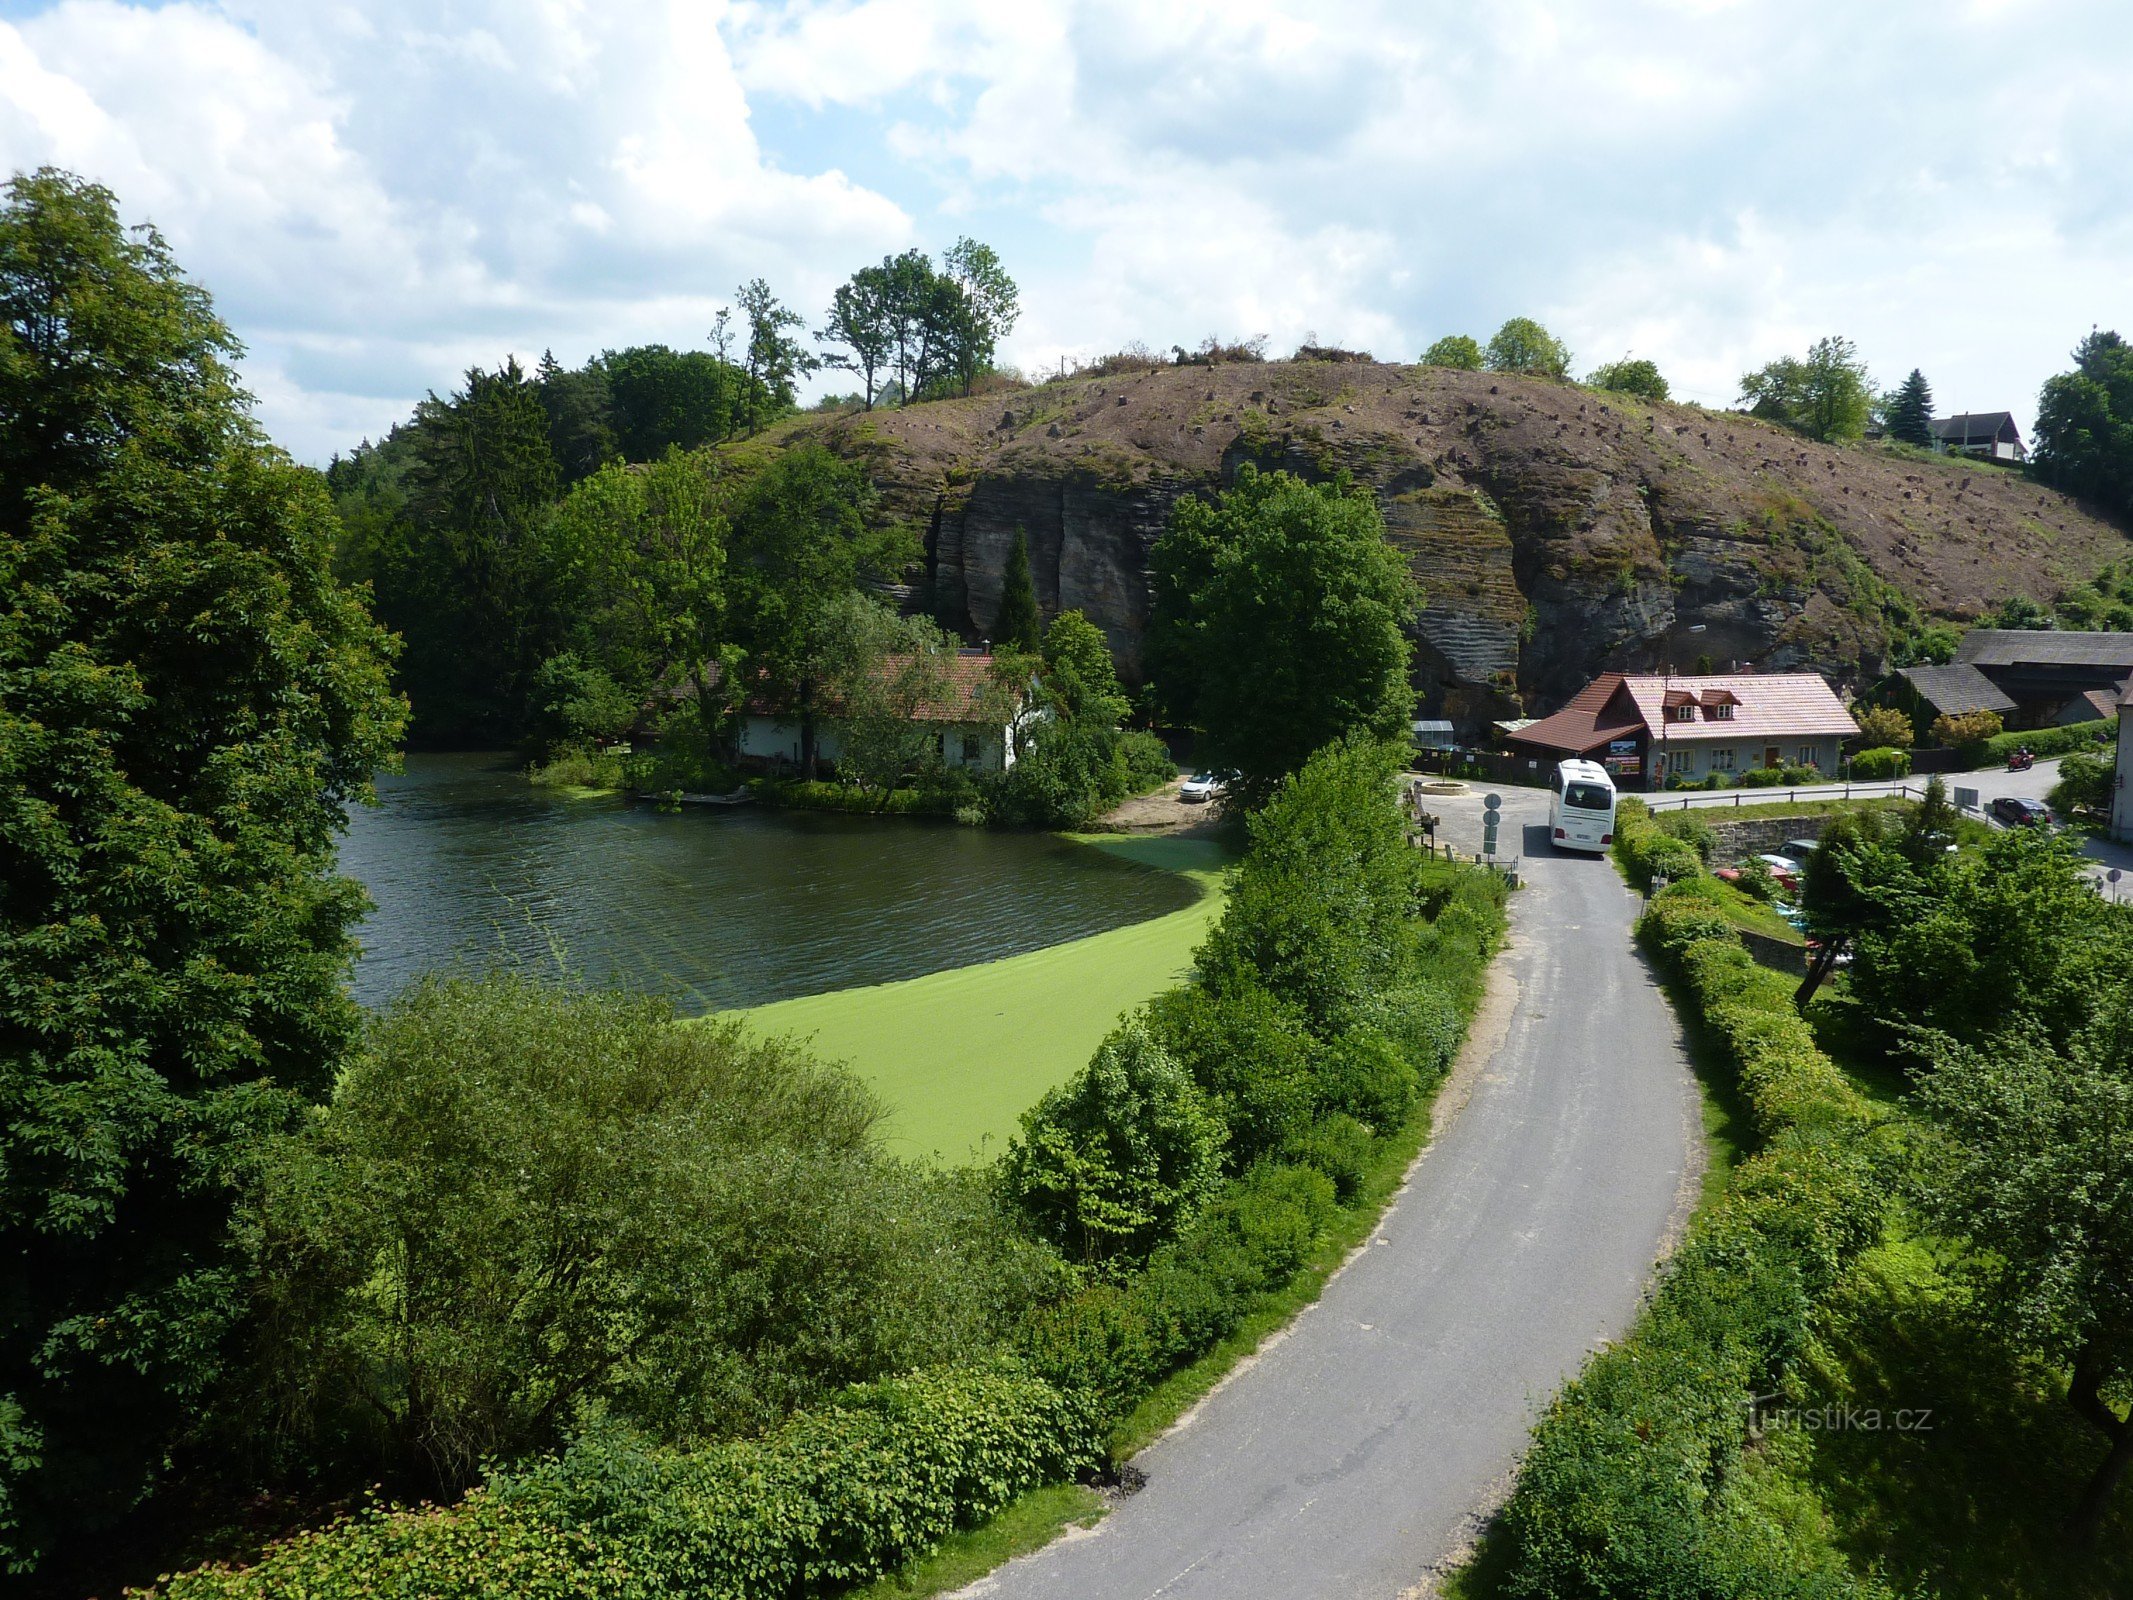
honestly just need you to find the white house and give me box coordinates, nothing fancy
[737,650,1031,775]
[2109,684,2133,843]
[1506,671,1858,790]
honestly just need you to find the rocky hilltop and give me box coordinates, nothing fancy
[737,361,2129,727]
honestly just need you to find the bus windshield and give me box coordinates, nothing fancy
[1563,782,1613,811]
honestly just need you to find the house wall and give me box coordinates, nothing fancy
[2112,715,2133,844]
[738,715,1014,774]
[1659,734,1844,783]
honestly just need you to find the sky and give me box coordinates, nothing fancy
[2,0,2128,464]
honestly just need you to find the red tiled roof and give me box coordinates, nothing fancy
[742,652,1020,723]
[1505,673,1646,755]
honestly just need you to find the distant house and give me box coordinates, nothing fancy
[1896,629,2133,731]
[737,651,1033,775]
[1929,412,2027,463]
[1411,719,1457,751]
[2111,684,2133,843]
[1503,671,1857,791]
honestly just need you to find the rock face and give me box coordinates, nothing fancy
[750,362,2130,729]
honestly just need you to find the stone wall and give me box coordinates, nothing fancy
[1700,813,1837,867]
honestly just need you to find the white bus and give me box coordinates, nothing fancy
[1549,759,1617,853]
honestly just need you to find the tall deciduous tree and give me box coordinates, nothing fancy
[2034,329,2133,519]
[735,279,818,435]
[994,527,1042,652]
[819,266,895,411]
[939,237,1019,397]
[1739,335,1875,443]
[881,249,949,404]
[1587,357,1670,401]
[1483,318,1571,380]
[1885,367,1935,447]
[1152,466,1418,806]
[0,168,404,1570]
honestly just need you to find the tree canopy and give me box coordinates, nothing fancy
[1420,334,1483,370]
[1885,367,1935,447]
[1483,318,1572,380]
[1587,357,1669,401]
[1151,466,1417,806]
[1739,335,1874,443]
[2033,329,2133,519]
[0,167,404,1571]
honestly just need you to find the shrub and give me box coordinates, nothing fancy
[1973,716,2114,767]
[1733,854,1779,901]
[246,977,1048,1494]
[1654,810,1715,863]
[1281,1114,1377,1204]
[1312,1027,1421,1133]
[1849,704,1914,749]
[1847,745,1910,780]
[1119,729,1177,792]
[2050,748,2112,814]
[1142,982,1318,1167]
[1931,708,2003,749]
[1611,799,1705,888]
[152,1365,1098,1600]
[999,1021,1228,1268]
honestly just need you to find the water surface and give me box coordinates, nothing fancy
[339,754,1196,1012]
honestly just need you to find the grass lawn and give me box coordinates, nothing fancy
[733,835,1233,1162]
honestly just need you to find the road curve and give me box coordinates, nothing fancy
[962,788,1701,1600]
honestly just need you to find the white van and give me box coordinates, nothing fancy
[1549,759,1618,853]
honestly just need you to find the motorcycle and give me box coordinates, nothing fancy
[2007,748,2035,772]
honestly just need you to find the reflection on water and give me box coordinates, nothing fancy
[338,754,1196,1013]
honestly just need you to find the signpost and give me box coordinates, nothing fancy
[1482,791,1501,860]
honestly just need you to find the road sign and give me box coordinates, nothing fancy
[1953,786,1980,812]
[1483,792,1502,812]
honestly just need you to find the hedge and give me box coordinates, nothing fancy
[1611,798,1703,889]
[1847,746,1910,780]
[148,1366,1097,1600]
[1968,717,2114,768]
[1493,883,1893,1599]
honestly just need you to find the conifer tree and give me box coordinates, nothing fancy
[994,527,1042,652]
[1887,367,1935,447]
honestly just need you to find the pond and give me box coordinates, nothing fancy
[338,754,1198,1013]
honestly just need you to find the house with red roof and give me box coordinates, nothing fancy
[1503,672,1858,790]
[736,650,1033,775]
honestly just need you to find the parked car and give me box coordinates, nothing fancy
[1179,771,1232,804]
[1756,853,1803,891]
[1781,837,1820,862]
[1991,795,2052,828]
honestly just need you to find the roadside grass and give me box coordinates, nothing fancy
[735,834,1234,1161]
[1709,877,1806,945]
[1642,795,1914,823]
[844,1484,1104,1600]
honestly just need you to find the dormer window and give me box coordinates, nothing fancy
[1670,703,1697,722]
[1704,701,1734,720]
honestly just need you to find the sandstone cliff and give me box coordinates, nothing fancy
[736,361,2128,727]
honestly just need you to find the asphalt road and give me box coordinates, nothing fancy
[963,787,1700,1600]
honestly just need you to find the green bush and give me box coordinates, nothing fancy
[1972,717,2114,768]
[2050,748,2112,814]
[151,1366,1098,1600]
[1313,1026,1422,1133]
[1142,981,1319,1167]
[999,1020,1229,1268]
[1847,745,1910,780]
[1654,810,1715,863]
[1611,799,1705,889]
[1120,729,1178,793]
[1493,884,1890,1599]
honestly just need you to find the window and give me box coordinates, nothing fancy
[962,733,982,762]
[1563,782,1613,811]
[1710,748,1736,772]
[1703,701,1733,720]
[1670,703,1696,722]
[1797,745,1818,769]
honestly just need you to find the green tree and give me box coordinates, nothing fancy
[2052,749,2114,816]
[823,599,959,808]
[818,265,895,411]
[1483,318,1571,380]
[1586,357,1669,401]
[530,651,637,755]
[2034,330,2133,519]
[994,527,1042,652]
[1792,806,1927,1006]
[533,349,617,483]
[250,975,1042,1496]
[1849,704,1915,749]
[1885,366,1935,447]
[1419,334,1483,370]
[999,1020,1227,1267]
[726,446,916,776]
[1738,335,1874,443]
[1040,610,1128,724]
[1153,466,1417,806]
[881,249,949,405]
[0,169,404,1569]
[939,237,1020,397]
[596,343,747,458]
[1913,1011,2133,1544]
[735,279,817,435]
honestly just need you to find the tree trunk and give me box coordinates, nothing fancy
[1793,938,1844,1009]
[2067,1339,2132,1547]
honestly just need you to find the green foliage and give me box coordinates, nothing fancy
[0,167,405,1569]
[1152,467,1416,806]
[531,652,638,755]
[994,528,1042,652]
[248,976,1055,1497]
[1119,729,1177,792]
[1971,716,2113,767]
[818,266,896,410]
[1483,318,1571,380]
[1740,335,1875,443]
[1849,704,1915,750]
[984,612,1142,827]
[999,1021,1229,1268]
[1142,983,1320,1168]
[2033,329,2133,520]
[938,238,1021,400]
[1586,357,1669,401]
[734,277,818,435]
[2051,748,2113,815]
[1494,885,1889,1599]
[824,599,966,807]
[1931,707,2003,749]
[1848,745,1911,780]
[1611,799,1705,888]
[1885,368,1935,448]
[149,1365,1098,1600]
[1733,854,1780,901]
[1420,334,1484,370]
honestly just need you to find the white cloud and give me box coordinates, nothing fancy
[2,0,2129,458]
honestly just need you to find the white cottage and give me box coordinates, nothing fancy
[738,650,1031,775]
